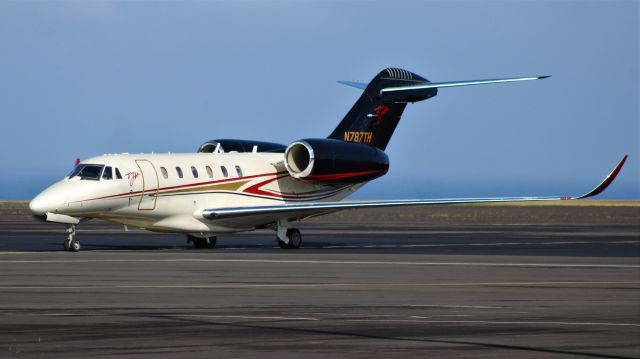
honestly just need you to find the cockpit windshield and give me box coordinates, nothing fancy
[68,164,104,180]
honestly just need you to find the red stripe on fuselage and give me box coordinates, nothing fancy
[83,169,350,202]
[87,171,287,201]
[242,174,289,198]
[241,174,346,199]
[304,169,385,182]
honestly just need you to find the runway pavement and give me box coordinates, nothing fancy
[0,207,639,358]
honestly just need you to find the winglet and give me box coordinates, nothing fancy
[575,155,628,199]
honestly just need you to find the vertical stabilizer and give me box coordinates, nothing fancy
[329,68,437,150]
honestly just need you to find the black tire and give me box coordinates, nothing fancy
[286,228,302,249]
[190,235,216,249]
[70,239,81,252]
[204,236,217,249]
[277,239,288,249]
[188,235,201,248]
[63,239,71,252]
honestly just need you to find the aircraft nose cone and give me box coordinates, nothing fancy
[29,194,51,216]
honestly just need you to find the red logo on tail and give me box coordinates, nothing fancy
[373,105,390,126]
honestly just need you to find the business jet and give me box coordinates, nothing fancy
[29,68,627,252]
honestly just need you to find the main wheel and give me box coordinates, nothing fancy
[190,235,216,249]
[286,228,302,249]
[194,238,205,248]
[203,236,217,249]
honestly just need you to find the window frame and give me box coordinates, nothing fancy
[102,166,113,180]
[68,164,105,181]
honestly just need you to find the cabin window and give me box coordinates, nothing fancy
[115,168,123,179]
[160,167,168,179]
[221,166,228,178]
[206,166,213,178]
[235,165,243,177]
[102,166,113,180]
[68,164,104,180]
[176,166,183,178]
[191,166,199,178]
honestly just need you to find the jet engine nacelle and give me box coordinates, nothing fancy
[284,138,389,184]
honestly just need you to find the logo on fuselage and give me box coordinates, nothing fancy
[126,171,140,186]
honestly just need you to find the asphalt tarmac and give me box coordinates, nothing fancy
[1,210,639,358]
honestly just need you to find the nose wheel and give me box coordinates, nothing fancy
[63,225,81,252]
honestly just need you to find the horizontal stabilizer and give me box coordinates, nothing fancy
[337,80,368,90]
[381,75,549,102]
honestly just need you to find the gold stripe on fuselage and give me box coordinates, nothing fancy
[158,180,251,196]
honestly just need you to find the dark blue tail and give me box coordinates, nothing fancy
[329,68,437,150]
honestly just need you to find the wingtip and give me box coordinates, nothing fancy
[615,154,629,173]
[576,154,628,199]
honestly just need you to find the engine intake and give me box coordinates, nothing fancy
[284,139,389,184]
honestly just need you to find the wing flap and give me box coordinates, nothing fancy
[202,155,627,222]
[202,196,558,221]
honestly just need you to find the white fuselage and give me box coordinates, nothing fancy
[30,152,357,236]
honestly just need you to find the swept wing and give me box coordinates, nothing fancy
[202,155,627,223]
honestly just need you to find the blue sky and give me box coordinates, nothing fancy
[0,1,637,200]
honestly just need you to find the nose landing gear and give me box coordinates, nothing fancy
[63,224,81,252]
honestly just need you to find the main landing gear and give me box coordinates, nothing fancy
[63,224,81,252]
[276,220,302,249]
[187,235,217,249]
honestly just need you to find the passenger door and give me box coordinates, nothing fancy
[135,160,159,210]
